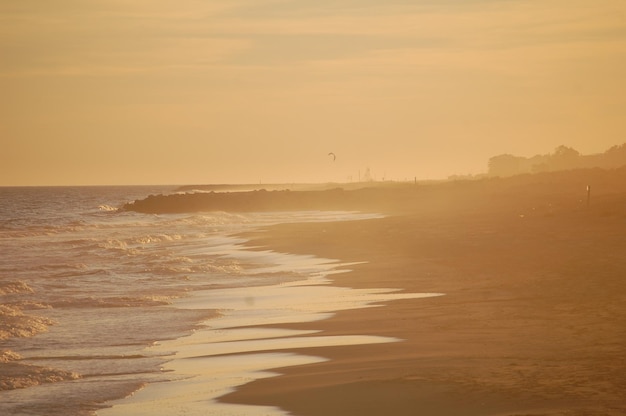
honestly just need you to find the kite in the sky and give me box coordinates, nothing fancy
[328,152,336,161]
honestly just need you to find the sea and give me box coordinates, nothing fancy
[0,186,438,416]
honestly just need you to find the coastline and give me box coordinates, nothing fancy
[221,173,626,415]
[97,222,441,416]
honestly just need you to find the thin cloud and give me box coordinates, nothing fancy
[3,0,624,76]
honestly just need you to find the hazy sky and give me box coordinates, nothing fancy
[2,0,625,185]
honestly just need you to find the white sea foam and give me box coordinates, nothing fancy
[98,205,118,212]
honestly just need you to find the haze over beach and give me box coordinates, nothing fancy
[2,0,626,186]
[2,1,626,416]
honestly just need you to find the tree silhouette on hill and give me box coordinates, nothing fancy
[487,143,626,177]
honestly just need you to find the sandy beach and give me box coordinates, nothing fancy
[6,2,626,413]
[220,169,626,415]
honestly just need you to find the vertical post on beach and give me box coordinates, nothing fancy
[586,185,591,208]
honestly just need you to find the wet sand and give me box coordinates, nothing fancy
[222,169,626,415]
[97,240,441,416]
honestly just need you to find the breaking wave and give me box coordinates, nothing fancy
[0,281,34,295]
[98,205,119,212]
[0,360,80,391]
[0,304,54,341]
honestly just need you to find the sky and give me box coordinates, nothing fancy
[1,0,625,186]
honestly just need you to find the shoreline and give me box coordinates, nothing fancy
[97,226,442,416]
[100,168,626,415]
[220,173,626,415]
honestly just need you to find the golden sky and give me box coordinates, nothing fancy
[2,0,625,185]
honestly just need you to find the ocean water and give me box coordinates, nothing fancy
[0,186,439,416]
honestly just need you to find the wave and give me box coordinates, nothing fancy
[29,262,90,272]
[53,234,184,251]
[154,212,257,229]
[0,281,34,295]
[0,304,54,341]
[18,263,109,279]
[49,295,174,309]
[146,256,246,276]
[26,353,150,361]
[99,239,133,252]
[133,233,183,244]
[0,361,80,390]
[0,350,22,363]
[0,220,90,238]
[0,226,63,238]
[98,204,119,212]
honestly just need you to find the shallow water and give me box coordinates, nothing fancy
[0,186,440,415]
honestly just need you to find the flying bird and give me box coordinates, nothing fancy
[328,152,336,161]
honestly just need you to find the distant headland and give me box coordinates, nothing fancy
[122,164,626,216]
